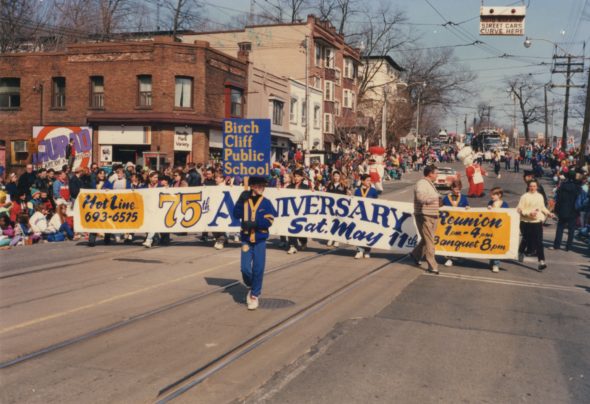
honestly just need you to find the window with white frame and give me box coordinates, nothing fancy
[351,91,355,110]
[344,58,353,79]
[323,113,333,133]
[313,104,321,128]
[324,80,334,101]
[334,68,341,86]
[324,47,334,68]
[343,89,350,108]
[314,76,321,89]
[175,76,193,108]
[290,97,297,123]
[334,100,340,116]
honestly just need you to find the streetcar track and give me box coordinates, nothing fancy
[155,254,408,403]
[0,248,340,369]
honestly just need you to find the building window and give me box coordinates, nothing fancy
[324,47,334,68]
[175,76,193,108]
[301,101,307,126]
[230,88,243,117]
[315,44,322,66]
[314,105,321,128]
[90,76,104,108]
[324,113,333,133]
[324,81,334,101]
[51,77,66,109]
[335,68,341,86]
[0,78,20,109]
[137,75,152,107]
[344,59,354,79]
[314,76,321,89]
[272,100,284,126]
[334,100,340,116]
[351,91,356,110]
[343,89,351,108]
[11,140,28,163]
[290,97,297,123]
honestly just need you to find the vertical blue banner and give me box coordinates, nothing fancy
[223,119,271,177]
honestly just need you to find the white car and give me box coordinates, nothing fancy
[434,167,460,190]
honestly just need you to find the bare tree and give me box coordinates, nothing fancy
[506,75,545,142]
[165,0,203,35]
[97,0,133,37]
[0,0,52,52]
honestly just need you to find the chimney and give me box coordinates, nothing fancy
[238,41,252,62]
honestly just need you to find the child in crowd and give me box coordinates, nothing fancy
[442,179,470,267]
[487,187,509,273]
[13,212,40,246]
[0,214,14,247]
[47,203,75,241]
[354,174,379,259]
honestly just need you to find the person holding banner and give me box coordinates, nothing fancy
[233,177,277,310]
[487,187,509,273]
[410,165,441,274]
[326,170,348,248]
[517,180,554,271]
[354,174,378,259]
[441,179,469,267]
[287,169,309,254]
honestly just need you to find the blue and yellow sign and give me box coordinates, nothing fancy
[223,119,271,177]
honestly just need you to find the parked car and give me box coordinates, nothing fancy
[434,167,460,190]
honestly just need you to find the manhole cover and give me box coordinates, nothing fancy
[113,258,163,264]
[259,298,296,310]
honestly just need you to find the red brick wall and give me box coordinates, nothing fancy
[0,38,247,172]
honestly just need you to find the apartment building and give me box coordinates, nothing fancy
[0,37,248,172]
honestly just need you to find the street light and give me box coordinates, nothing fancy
[523,36,570,55]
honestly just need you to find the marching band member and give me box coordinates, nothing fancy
[233,177,277,310]
[354,174,378,259]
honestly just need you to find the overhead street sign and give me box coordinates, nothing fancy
[480,6,526,36]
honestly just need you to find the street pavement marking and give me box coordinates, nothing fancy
[427,272,588,293]
[0,259,240,336]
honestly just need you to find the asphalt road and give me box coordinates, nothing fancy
[0,163,588,404]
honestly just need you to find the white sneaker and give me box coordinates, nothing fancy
[125,234,133,241]
[214,241,224,250]
[333,241,340,248]
[142,239,152,248]
[354,250,364,259]
[114,235,122,243]
[327,240,333,247]
[364,253,371,259]
[248,295,259,310]
[287,246,297,254]
[246,289,252,305]
[444,259,453,267]
[492,265,500,273]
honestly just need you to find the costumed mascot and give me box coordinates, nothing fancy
[368,146,385,193]
[457,146,486,197]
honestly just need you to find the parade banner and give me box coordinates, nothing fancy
[435,208,519,259]
[32,126,93,171]
[74,188,519,259]
[223,119,271,177]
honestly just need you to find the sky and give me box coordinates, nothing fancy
[203,0,590,136]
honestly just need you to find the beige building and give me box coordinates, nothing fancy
[180,15,362,155]
[357,56,405,146]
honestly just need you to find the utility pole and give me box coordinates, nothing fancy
[579,66,590,167]
[381,89,387,147]
[562,56,572,151]
[463,114,467,134]
[544,84,549,147]
[304,35,309,158]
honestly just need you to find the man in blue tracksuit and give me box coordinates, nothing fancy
[233,177,277,310]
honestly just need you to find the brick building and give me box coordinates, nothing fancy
[181,15,362,154]
[0,37,248,173]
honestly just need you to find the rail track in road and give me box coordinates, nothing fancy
[0,246,350,369]
[154,254,410,403]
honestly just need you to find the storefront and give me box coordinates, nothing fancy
[174,126,193,166]
[271,135,291,162]
[97,125,151,166]
[209,129,223,162]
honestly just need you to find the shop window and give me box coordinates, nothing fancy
[271,100,284,126]
[175,76,193,108]
[230,87,243,117]
[0,78,20,109]
[51,77,66,109]
[90,76,104,108]
[137,75,152,107]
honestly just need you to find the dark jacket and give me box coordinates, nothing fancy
[17,171,36,197]
[554,180,581,219]
[187,169,202,187]
[69,175,83,200]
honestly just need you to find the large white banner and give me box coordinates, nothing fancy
[73,187,519,259]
